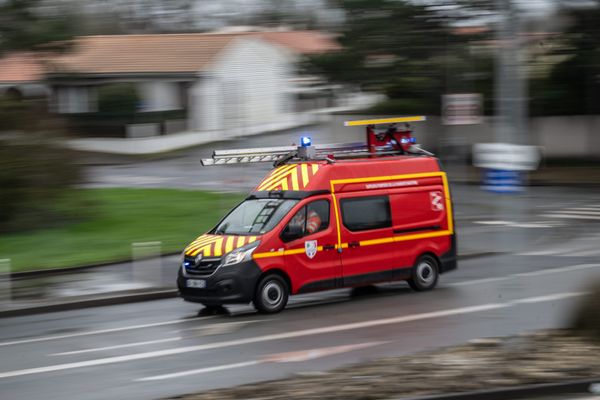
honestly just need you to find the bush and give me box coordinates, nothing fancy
[97,83,140,115]
[0,135,84,233]
[571,279,600,340]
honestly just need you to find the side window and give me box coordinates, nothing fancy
[307,200,330,234]
[281,199,330,242]
[340,196,391,231]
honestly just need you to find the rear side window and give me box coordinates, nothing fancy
[340,196,391,231]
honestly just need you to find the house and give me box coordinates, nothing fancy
[43,31,340,138]
[0,52,48,99]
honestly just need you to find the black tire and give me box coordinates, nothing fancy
[253,274,289,314]
[408,254,439,291]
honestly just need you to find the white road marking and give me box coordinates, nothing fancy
[0,292,588,380]
[510,292,586,304]
[514,264,600,277]
[473,220,563,229]
[0,316,214,347]
[519,241,600,256]
[137,342,387,382]
[541,213,600,220]
[568,248,600,257]
[49,337,182,356]
[555,210,600,216]
[447,277,509,287]
[137,361,261,381]
[178,319,271,335]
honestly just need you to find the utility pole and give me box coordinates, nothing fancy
[494,0,528,145]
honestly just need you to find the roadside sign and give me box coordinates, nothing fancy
[473,143,541,193]
[442,93,483,125]
[473,143,540,171]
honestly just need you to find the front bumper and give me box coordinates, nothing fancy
[177,260,262,305]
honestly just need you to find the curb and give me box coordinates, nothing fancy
[1,251,498,318]
[0,289,178,318]
[401,378,600,400]
[10,251,495,279]
[9,252,180,279]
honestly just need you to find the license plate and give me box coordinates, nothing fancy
[186,279,206,289]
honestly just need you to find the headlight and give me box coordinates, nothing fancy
[223,241,260,267]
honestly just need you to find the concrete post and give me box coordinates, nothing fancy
[0,259,12,306]
[132,242,162,288]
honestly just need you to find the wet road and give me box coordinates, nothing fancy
[1,251,599,399]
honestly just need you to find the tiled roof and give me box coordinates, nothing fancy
[46,31,339,75]
[47,34,236,75]
[0,52,45,83]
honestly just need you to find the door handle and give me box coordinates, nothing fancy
[348,241,360,248]
[323,244,335,251]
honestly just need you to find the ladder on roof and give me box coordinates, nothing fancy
[201,142,380,166]
[200,116,431,166]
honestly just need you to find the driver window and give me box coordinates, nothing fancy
[282,200,329,242]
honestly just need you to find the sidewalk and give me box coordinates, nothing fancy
[0,242,496,318]
[0,255,181,317]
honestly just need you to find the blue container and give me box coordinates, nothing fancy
[481,169,523,193]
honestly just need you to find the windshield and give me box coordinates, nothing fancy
[213,199,298,236]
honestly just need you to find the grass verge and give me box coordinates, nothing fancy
[0,188,245,272]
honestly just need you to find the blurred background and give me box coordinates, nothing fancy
[1,1,600,400]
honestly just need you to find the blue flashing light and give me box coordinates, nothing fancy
[300,136,312,147]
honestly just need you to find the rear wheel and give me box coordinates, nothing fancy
[253,274,289,314]
[408,254,439,291]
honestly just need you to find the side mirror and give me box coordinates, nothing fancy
[281,224,303,242]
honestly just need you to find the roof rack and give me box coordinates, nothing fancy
[201,116,431,166]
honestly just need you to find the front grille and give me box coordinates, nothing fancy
[183,256,222,276]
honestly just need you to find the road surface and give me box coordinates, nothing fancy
[1,235,599,399]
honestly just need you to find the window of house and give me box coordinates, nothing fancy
[340,196,391,232]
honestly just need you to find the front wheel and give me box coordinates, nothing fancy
[253,274,289,314]
[408,254,439,291]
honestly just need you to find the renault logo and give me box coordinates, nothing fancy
[194,254,203,265]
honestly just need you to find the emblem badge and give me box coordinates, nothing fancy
[305,240,318,259]
[194,254,203,265]
[430,191,444,211]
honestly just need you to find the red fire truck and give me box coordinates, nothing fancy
[178,117,457,313]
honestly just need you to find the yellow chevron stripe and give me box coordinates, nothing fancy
[290,167,299,190]
[186,236,220,254]
[188,235,218,249]
[236,236,246,247]
[263,167,295,191]
[311,164,319,174]
[248,236,257,243]
[224,236,235,253]
[301,164,309,188]
[190,243,212,257]
[212,237,224,257]
[257,165,296,191]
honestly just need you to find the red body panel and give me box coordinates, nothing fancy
[248,155,454,294]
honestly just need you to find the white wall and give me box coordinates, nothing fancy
[137,81,182,112]
[190,38,296,133]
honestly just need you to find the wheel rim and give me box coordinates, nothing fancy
[416,261,436,287]
[262,281,283,308]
